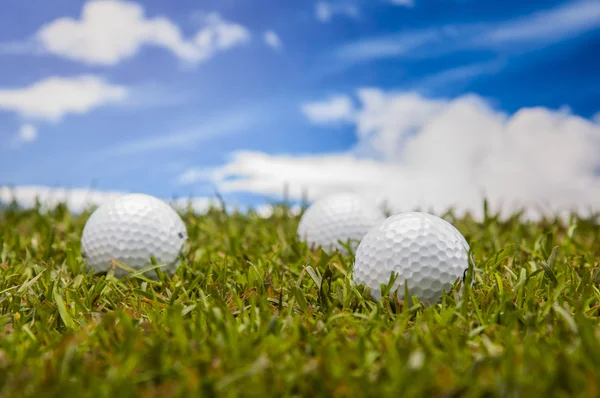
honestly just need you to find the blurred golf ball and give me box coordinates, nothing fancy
[81,193,187,278]
[353,212,470,304]
[297,192,386,253]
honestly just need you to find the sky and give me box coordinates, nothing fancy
[1,0,599,218]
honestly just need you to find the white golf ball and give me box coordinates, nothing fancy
[297,192,386,253]
[81,193,187,278]
[353,212,470,304]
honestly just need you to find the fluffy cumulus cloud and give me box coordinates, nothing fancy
[0,185,215,214]
[186,89,600,219]
[315,2,359,22]
[35,0,249,66]
[0,76,127,121]
[264,30,282,50]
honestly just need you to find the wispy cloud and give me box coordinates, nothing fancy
[102,106,261,156]
[3,124,39,151]
[414,60,506,90]
[336,29,441,62]
[177,168,212,185]
[301,95,355,124]
[315,2,359,22]
[18,124,37,142]
[16,124,37,143]
[478,0,600,45]
[388,0,415,8]
[118,83,192,109]
[336,0,600,63]
[264,30,282,50]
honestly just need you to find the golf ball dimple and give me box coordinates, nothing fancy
[81,193,187,278]
[353,212,470,304]
[297,192,386,253]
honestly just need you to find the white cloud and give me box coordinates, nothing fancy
[593,111,600,124]
[194,13,250,57]
[34,0,249,66]
[177,168,211,185]
[301,95,355,124]
[207,151,391,196]
[17,124,38,143]
[102,105,258,156]
[0,76,127,121]
[414,60,505,90]
[479,0,600,45]
[389,0,415,7]
[193,89,600,219]
[264,30,282,50]
[316,2,333,22]
[351,90,446,160]
[336,29,440,62]
[252,203,302,218]
[0,185,125,212]
[5,124,39,150]
[336,0,600,63]
[0,185,215,214]
[169,196,216,214]
[315,2,359,22]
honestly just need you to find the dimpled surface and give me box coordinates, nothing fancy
[353,212,469,304]
[81,194,187,278]
[297,192,386,253]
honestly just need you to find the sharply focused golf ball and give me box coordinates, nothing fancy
[81,193,187,278]
[353,212,470,304]
[297,192,386,253]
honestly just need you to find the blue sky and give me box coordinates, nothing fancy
[1,0,599,216]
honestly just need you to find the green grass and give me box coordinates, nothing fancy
[1,200,600,397]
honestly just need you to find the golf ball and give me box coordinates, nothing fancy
[297,192,386,253]
[81,193,187,278]
[353,212,470,304]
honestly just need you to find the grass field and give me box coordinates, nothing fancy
[1,200,600,397]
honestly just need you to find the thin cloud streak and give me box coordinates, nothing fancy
[336,30,441,62]
[101,106,262,157]
[479,0,600,45]
[315,2,360,22]
[335,0,600,64]
[413,59,506,91]
[389,0,415,7]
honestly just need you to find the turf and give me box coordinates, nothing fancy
[1,200,600,397]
